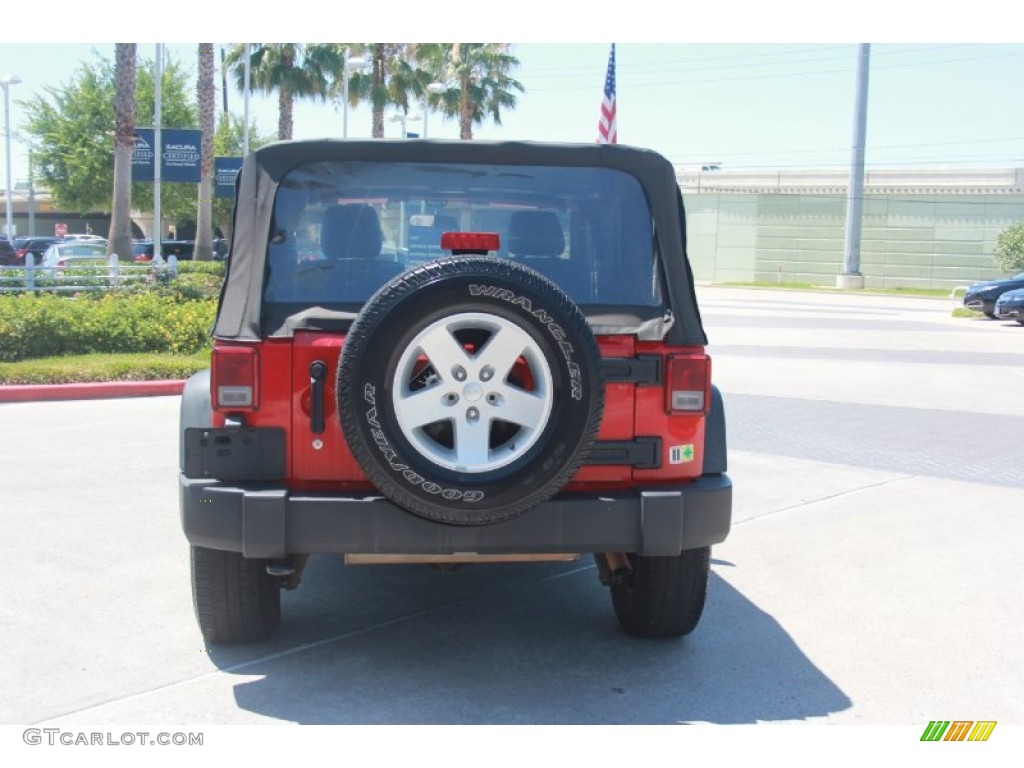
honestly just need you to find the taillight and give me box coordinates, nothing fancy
[441,231,500,254]
[665,353,711,414]
[212,346,259,409]
[15,248,27,259]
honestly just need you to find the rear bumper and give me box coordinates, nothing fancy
[180,474,732,558]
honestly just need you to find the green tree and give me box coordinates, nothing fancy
[342,43,427,138]
[194,43,216,261]
[24,54,116,213]
[108,43,137,260]
[416,44,523,140]
[23,49,199,228]
[994,221,1024,273]
[225,43,341,140]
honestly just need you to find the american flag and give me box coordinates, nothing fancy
[597,44,617,144]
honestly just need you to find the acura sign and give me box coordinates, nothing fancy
[132,128,203,183]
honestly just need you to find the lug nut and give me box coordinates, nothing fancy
[467,407,480,422]
[480,366,494,382]
[453,366,467,381]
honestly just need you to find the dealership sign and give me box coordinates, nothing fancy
[214,157,243,198]
[132,128,203,183]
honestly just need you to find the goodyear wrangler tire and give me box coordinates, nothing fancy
[611,547,710,638]
[337,255,603,526]
[191,545,281,644]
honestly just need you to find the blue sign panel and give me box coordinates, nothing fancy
[131,128,156,181]
[131,128,203,183]
[162,130,202,182]
[214,157,243,198]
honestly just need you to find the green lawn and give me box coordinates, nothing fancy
[0,351,211,385]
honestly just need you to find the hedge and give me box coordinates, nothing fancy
[0,292,217,362]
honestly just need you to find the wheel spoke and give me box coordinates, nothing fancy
[453,417,491,468]
[476,325,532,380]
[497,387,548,430]
[417,324,472,374]
[393,387,455,429]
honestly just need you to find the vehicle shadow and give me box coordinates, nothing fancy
[205,555,850,724]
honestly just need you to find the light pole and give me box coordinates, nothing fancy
[242,43,251,155]
[342,55,369,138]
[1,74,23,239]
[424,82,445,139]
[388,112,422,139]
[12,133,37,236]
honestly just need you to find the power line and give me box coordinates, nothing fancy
[528,49,1024,91]
[524,43,971,79]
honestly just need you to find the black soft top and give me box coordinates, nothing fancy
[213,139,707,346]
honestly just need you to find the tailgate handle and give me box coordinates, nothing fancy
[309,360,328,434]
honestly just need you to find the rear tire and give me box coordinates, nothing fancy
[191,546,281,644]
[610,547,710,638]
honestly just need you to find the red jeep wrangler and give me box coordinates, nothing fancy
[180,140,731,643]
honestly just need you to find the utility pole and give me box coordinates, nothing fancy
[27,145,34,236]
[153,43,163,264]
[243,44,251,155]
[838,43,870,289]
[220,46,229,115]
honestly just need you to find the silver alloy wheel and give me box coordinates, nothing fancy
[391,312,554,473]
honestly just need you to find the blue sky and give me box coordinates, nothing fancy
[2,4,1022,186]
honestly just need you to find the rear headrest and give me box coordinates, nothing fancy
[507,210,565,257]
[320,204,382,261]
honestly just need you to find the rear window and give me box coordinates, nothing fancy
[263,161,661,308]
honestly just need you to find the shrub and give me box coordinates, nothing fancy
[176,260,226,277]
[0,293,216,362]
[123,269,224,301]
[994,221,1024,273]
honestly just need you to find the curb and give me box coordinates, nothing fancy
[0,379,186,403]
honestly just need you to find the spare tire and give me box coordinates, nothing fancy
[336,255,603,526]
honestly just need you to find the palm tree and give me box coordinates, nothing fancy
[416,44,523,140]
[193,43,215,261]
[225,43,341,140]
[342,43,427,138]
[108,43,136,260]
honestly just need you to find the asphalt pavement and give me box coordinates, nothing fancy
[1,286,1021,729]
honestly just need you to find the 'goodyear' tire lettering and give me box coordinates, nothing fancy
[362,384,483,503]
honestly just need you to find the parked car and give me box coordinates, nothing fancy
[61,234,107,244]
[179,139,732,644]
[13,236,63,265]
[131,239,195,262]
[0,236,16,266]
[963,272,1024,318]
[40,242,110,276]
[994,287,1024,325]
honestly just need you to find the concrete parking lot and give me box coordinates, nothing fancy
[1,286,1021,728]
